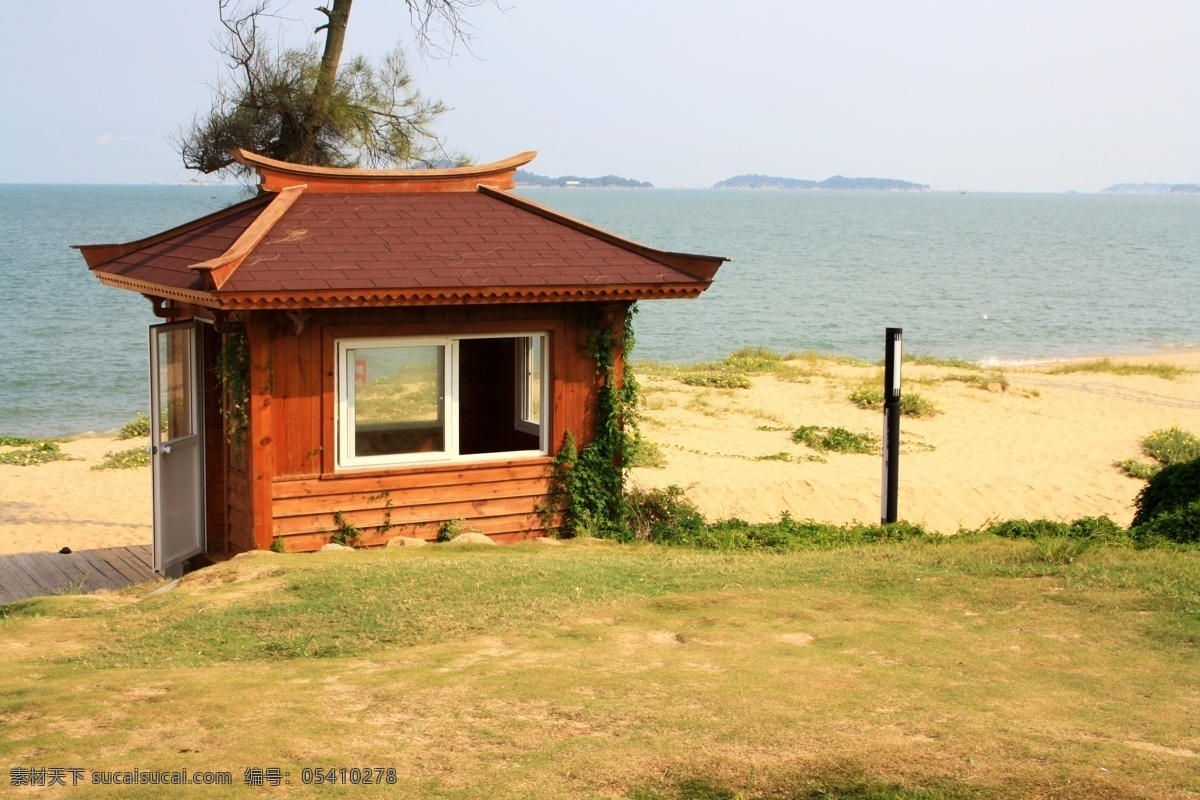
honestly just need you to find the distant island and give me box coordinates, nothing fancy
[1100,183,1200,195]
[714,174,929,191]
[515,169,653,189]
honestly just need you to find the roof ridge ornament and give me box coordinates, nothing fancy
[231,149,538,194]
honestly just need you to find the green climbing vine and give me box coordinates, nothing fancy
[215,329,251,464]
[545,303,642,538]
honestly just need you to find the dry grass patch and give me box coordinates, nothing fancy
[1,542,1197,798]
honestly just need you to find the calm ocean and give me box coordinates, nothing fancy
[1,185,1197,437]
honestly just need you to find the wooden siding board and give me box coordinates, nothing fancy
[274,476,549,517]
[274,495,547,538]
[273,461,550,498]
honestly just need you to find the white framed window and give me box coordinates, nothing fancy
[336,333,548,470]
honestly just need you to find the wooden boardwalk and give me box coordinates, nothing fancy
[0,545,158,605]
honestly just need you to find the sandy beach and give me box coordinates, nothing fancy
[630,351,1200,533]
[2,352,1198,556]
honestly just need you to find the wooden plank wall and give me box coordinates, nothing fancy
[242,303,620,551]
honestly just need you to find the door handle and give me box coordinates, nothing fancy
[161,444,173,454]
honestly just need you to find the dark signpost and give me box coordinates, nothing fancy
[882,328,902,524]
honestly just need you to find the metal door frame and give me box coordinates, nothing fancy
[149,319,206,575]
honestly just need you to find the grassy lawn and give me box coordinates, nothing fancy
[1,539,1198,799]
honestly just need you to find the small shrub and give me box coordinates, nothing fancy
[627,436,667,469]
[1132,456,1200,528]
[1131,500,1200,545]
[91,447,151,471]
[330,511,363,547]
[269,537,287,553]
[849,387,884,410]
[792,425,879,454]
[117,412,154,440]
[901,393,941,417]
[978,516,1122,541]
[701,514,931,551]
[625,485,705,544]
[849,388,940,417]
[1141,426,1200,466]
[437,518,478,542]
[0,441,76,466]
[720,346,786,374]
[1117,458,1160,480]
[569,511,608,539]
[0,435,36,446]
[678,370,751,389]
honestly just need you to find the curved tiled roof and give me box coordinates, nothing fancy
[78,153,725,309]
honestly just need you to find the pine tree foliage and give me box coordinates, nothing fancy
[176,0,480,179]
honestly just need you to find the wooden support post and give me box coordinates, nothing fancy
[247,313,276,550]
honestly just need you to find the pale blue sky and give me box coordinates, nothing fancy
[2,0,1196,191]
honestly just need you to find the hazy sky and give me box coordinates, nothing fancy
[2,1,1196,191]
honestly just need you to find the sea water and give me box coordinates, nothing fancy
[0,185,1196,436]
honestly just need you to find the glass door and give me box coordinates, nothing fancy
[149,320,205,574]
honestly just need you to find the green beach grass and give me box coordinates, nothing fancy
[2,535,1197,799]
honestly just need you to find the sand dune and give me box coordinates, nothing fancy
[2,352,1198,555]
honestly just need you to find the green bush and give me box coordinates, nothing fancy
[701,514,931,551]
[678,370,752,389]
[1141,426,1200,466]
[977,516,1122,540]
[849,387,941,417]
[117,412,154,440]
[1117,458,1161,480]
[0,435,36,446]
[1131,500,1200,545]
[626,436,667,469]
[0,441,76,466]
[91,447,151,470]
[1132,456,1200,528]
[849,387,884,410]
[624,485,706,544]
[436,518,478,543]
[330,511,363,547]
[719,346,787,374]
[792,425,879,454]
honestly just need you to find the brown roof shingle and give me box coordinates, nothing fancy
[82,168,724,309]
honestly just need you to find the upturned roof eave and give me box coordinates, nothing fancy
[74,193,272,268]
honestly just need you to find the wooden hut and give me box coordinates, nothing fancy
[77,151,725,574]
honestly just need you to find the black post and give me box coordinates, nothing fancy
[882,328,902,524]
